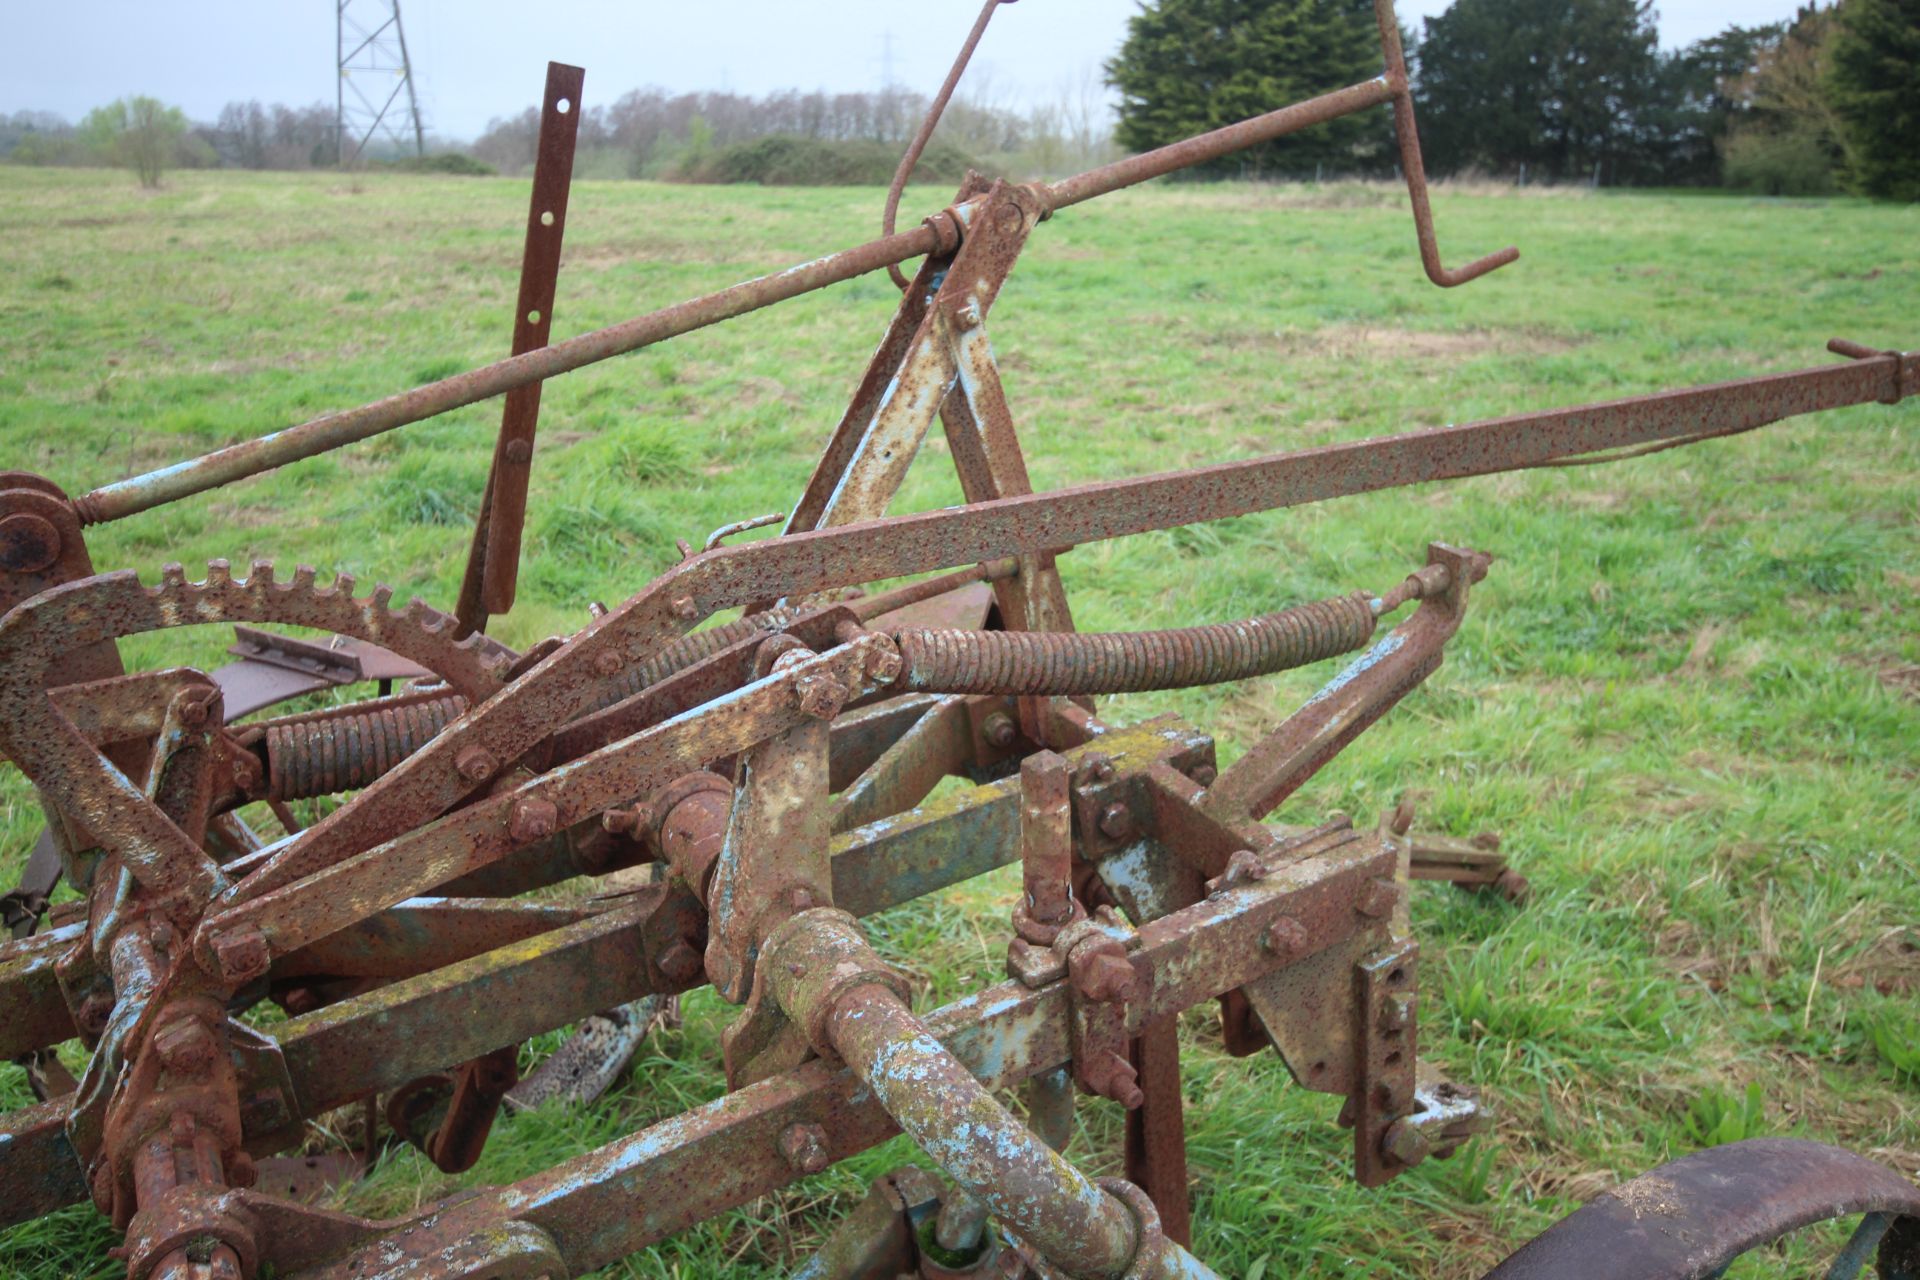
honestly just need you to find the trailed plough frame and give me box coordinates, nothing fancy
[3,3,1917,1277]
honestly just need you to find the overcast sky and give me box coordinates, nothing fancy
[6,1,1812,140]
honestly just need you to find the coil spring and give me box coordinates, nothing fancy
[598,606,802,709]
[266,694,468,800]
[893,592,1378,696]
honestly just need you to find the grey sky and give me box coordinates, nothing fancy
[6,1,1812,140]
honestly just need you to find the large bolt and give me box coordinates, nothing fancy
[1262,915,1309,961]
[210,927,271,985]
[75,993,114,1038]
[983,711,1017,749]
[1097,801,1133,841]
[779,1122,831,1174]
[0,512,60,574]
[593,649,624,676]
[1356,879,1400,919]
[152,1017,217,1076]
[865,644,902,684]
[658,939,703,985]
[794,671,847,720]
[1382,1118,1431,1168]
[1084,1049,1145,1109]
[1069,941,1137,1004]
[508,795,559,842]
[670,594,699,620]
[454,746,498,784]
[1190,763,1218,787]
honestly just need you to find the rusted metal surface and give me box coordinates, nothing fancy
[2,4,1914,1276]
[458,62,586,630]
[880,0,1014,288]
[1484,1139,1920,1279]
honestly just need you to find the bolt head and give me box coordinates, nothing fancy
[794,672,847,720]
[1262,915,1309,960]
[1097,801,1133,841]
[1070,945,1137,1004]
[211,927,272,985]
[1191,763,1217,787]
[76,993,114,1038]
[509,796,559,842]
[779,1122,830,1174]
[153,1017,217,1076]
[593,649,623,677]
[658,939,703,985]
[670,594,699,620]
[1357,879,1400,919]
[455,746,498,784]
[1382,1119,1431,1168]
[865,645,903,684]
[983,711,1017,749]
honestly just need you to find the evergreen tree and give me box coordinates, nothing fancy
[1105,0,1392,177]
[1413,0,1668,182]
[1828,0,1920,199]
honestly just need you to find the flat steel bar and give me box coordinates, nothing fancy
[225,354,1912,916]
[458,62,586,628]
[0,1096,88,1228]
[1,732,1198,1224]
[287,836,1391,1280]
[683,355,1908,611]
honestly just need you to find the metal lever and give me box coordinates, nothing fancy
[1374,0,1519,287]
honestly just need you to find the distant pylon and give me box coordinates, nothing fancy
[336,0,425,166]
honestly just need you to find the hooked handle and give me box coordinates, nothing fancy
[1373,0,1519,288]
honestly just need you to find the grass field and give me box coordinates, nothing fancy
[1,164,1916,1278]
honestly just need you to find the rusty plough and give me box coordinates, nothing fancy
[3,2,1917,1276]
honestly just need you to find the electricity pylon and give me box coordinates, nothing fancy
[336,0,425,166]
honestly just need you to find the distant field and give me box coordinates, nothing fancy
[0,166,1916,1279]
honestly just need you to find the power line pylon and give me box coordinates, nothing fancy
[336,0,425,166]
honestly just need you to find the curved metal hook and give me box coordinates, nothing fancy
[881,0,1018,289]
[1373,0,1519,287]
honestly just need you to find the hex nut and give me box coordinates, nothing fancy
[794,672,847,720]
[509,796,559,842]
[865,644,903,684]
[1382,1119,1431,1168]
[1097,801,1133,841]
[779,1122,830,1174]
[152,1017,217,1076]
[658,939,704,985]
[1262,915,1309,960]
[455,746,498,784]
[211,928,272,985]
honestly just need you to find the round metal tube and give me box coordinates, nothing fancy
[74,78,1409,527]
[73,227,940,525]
[1043,77,1396,212]
[825,984,1219,1279]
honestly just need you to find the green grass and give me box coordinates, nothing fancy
[1,166,1916,1278]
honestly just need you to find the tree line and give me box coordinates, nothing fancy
[6,0,1912,196]
[1109,0,1918,198]
[0,80,1116,188]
